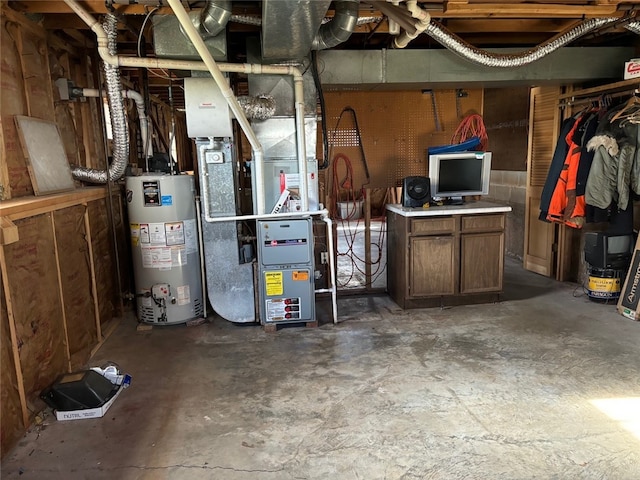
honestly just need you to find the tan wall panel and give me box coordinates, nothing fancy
[3,215,67,413]
[0,272,24,458]
[53,206,98,369]
[88,199,117,324]
[1,20,32,198]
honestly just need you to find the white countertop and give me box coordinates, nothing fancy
[386,201,512,217]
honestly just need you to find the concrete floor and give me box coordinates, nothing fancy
[3,258,640,479]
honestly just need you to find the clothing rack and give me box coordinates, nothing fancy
[557,78,640,109]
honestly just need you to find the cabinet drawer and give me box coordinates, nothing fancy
[461,214,504,233]
[411,217,456,234]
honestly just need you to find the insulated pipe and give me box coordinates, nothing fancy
[423,16,622,67]
[81,88,152,159]
[627,21,640,35]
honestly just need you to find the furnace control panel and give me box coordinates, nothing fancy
[257,218,315,324]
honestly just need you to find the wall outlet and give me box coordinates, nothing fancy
[320,252,329,264]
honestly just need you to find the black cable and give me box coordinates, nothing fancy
[311,50,330,170]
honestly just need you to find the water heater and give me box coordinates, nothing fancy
[125,174,204,324]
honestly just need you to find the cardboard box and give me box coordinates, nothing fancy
[624,59,640,80]
[55,383,124,421]
[617,237,640,321]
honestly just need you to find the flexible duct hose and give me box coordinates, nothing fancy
[237,94,276,121]
[71,13,129,183]
[423,17,622,68]
[626,21,640,35]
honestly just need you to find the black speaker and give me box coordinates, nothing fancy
[402,176,431,207]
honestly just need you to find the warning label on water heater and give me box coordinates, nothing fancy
[165,222,185,246]
[141,245,187,269]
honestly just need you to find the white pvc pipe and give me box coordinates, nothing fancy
[321,215,338,324]
[82,88,151,160]
[63,0,310,216]
[165,0,267,213]
[394,0,431,49]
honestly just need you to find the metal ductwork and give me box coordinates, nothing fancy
[312,0,360,51]
[71,13,129,184]
[423,17,621,68]
[194,0,232,38]
[261,0,331,60]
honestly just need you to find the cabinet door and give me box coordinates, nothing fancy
[460,232,504,293]
[410,236,456,296]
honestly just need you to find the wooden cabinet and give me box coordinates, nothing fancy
[386,203,509,308]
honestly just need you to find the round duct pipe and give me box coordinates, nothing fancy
[71,13,129,184]
[195,0,232,38]
[312,0,360,50]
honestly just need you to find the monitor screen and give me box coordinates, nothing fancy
[428,151,492,199]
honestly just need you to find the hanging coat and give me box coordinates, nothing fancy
[547,116,586,228]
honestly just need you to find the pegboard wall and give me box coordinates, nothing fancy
[322,89,484,191]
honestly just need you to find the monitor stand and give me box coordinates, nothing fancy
[445,196,464,205]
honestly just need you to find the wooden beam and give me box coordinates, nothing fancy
[14,1,175,16]
[83,204,102,342]
[0,217,19,246]
[444,18,575,33]
[51,214,73,373]
[0,187,108,220]
[0,246,30,430]
[558,78,640,100]
[443,2,621,18]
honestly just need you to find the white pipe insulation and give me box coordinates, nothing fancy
[81,88,152,160]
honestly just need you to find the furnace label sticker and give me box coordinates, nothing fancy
[176,285,191,306]
[264,271,283,296]
[130,223,140,247]
[184,219,198,254]
[149,223,166,245]
[292,270,309,281]
[141,245,172,269]
[165,221,185,246]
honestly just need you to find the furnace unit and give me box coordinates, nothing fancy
[257,218,315,325]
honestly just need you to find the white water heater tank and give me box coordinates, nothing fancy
[125,174,204,324]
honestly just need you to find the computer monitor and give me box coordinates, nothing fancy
[428,151,492,203]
